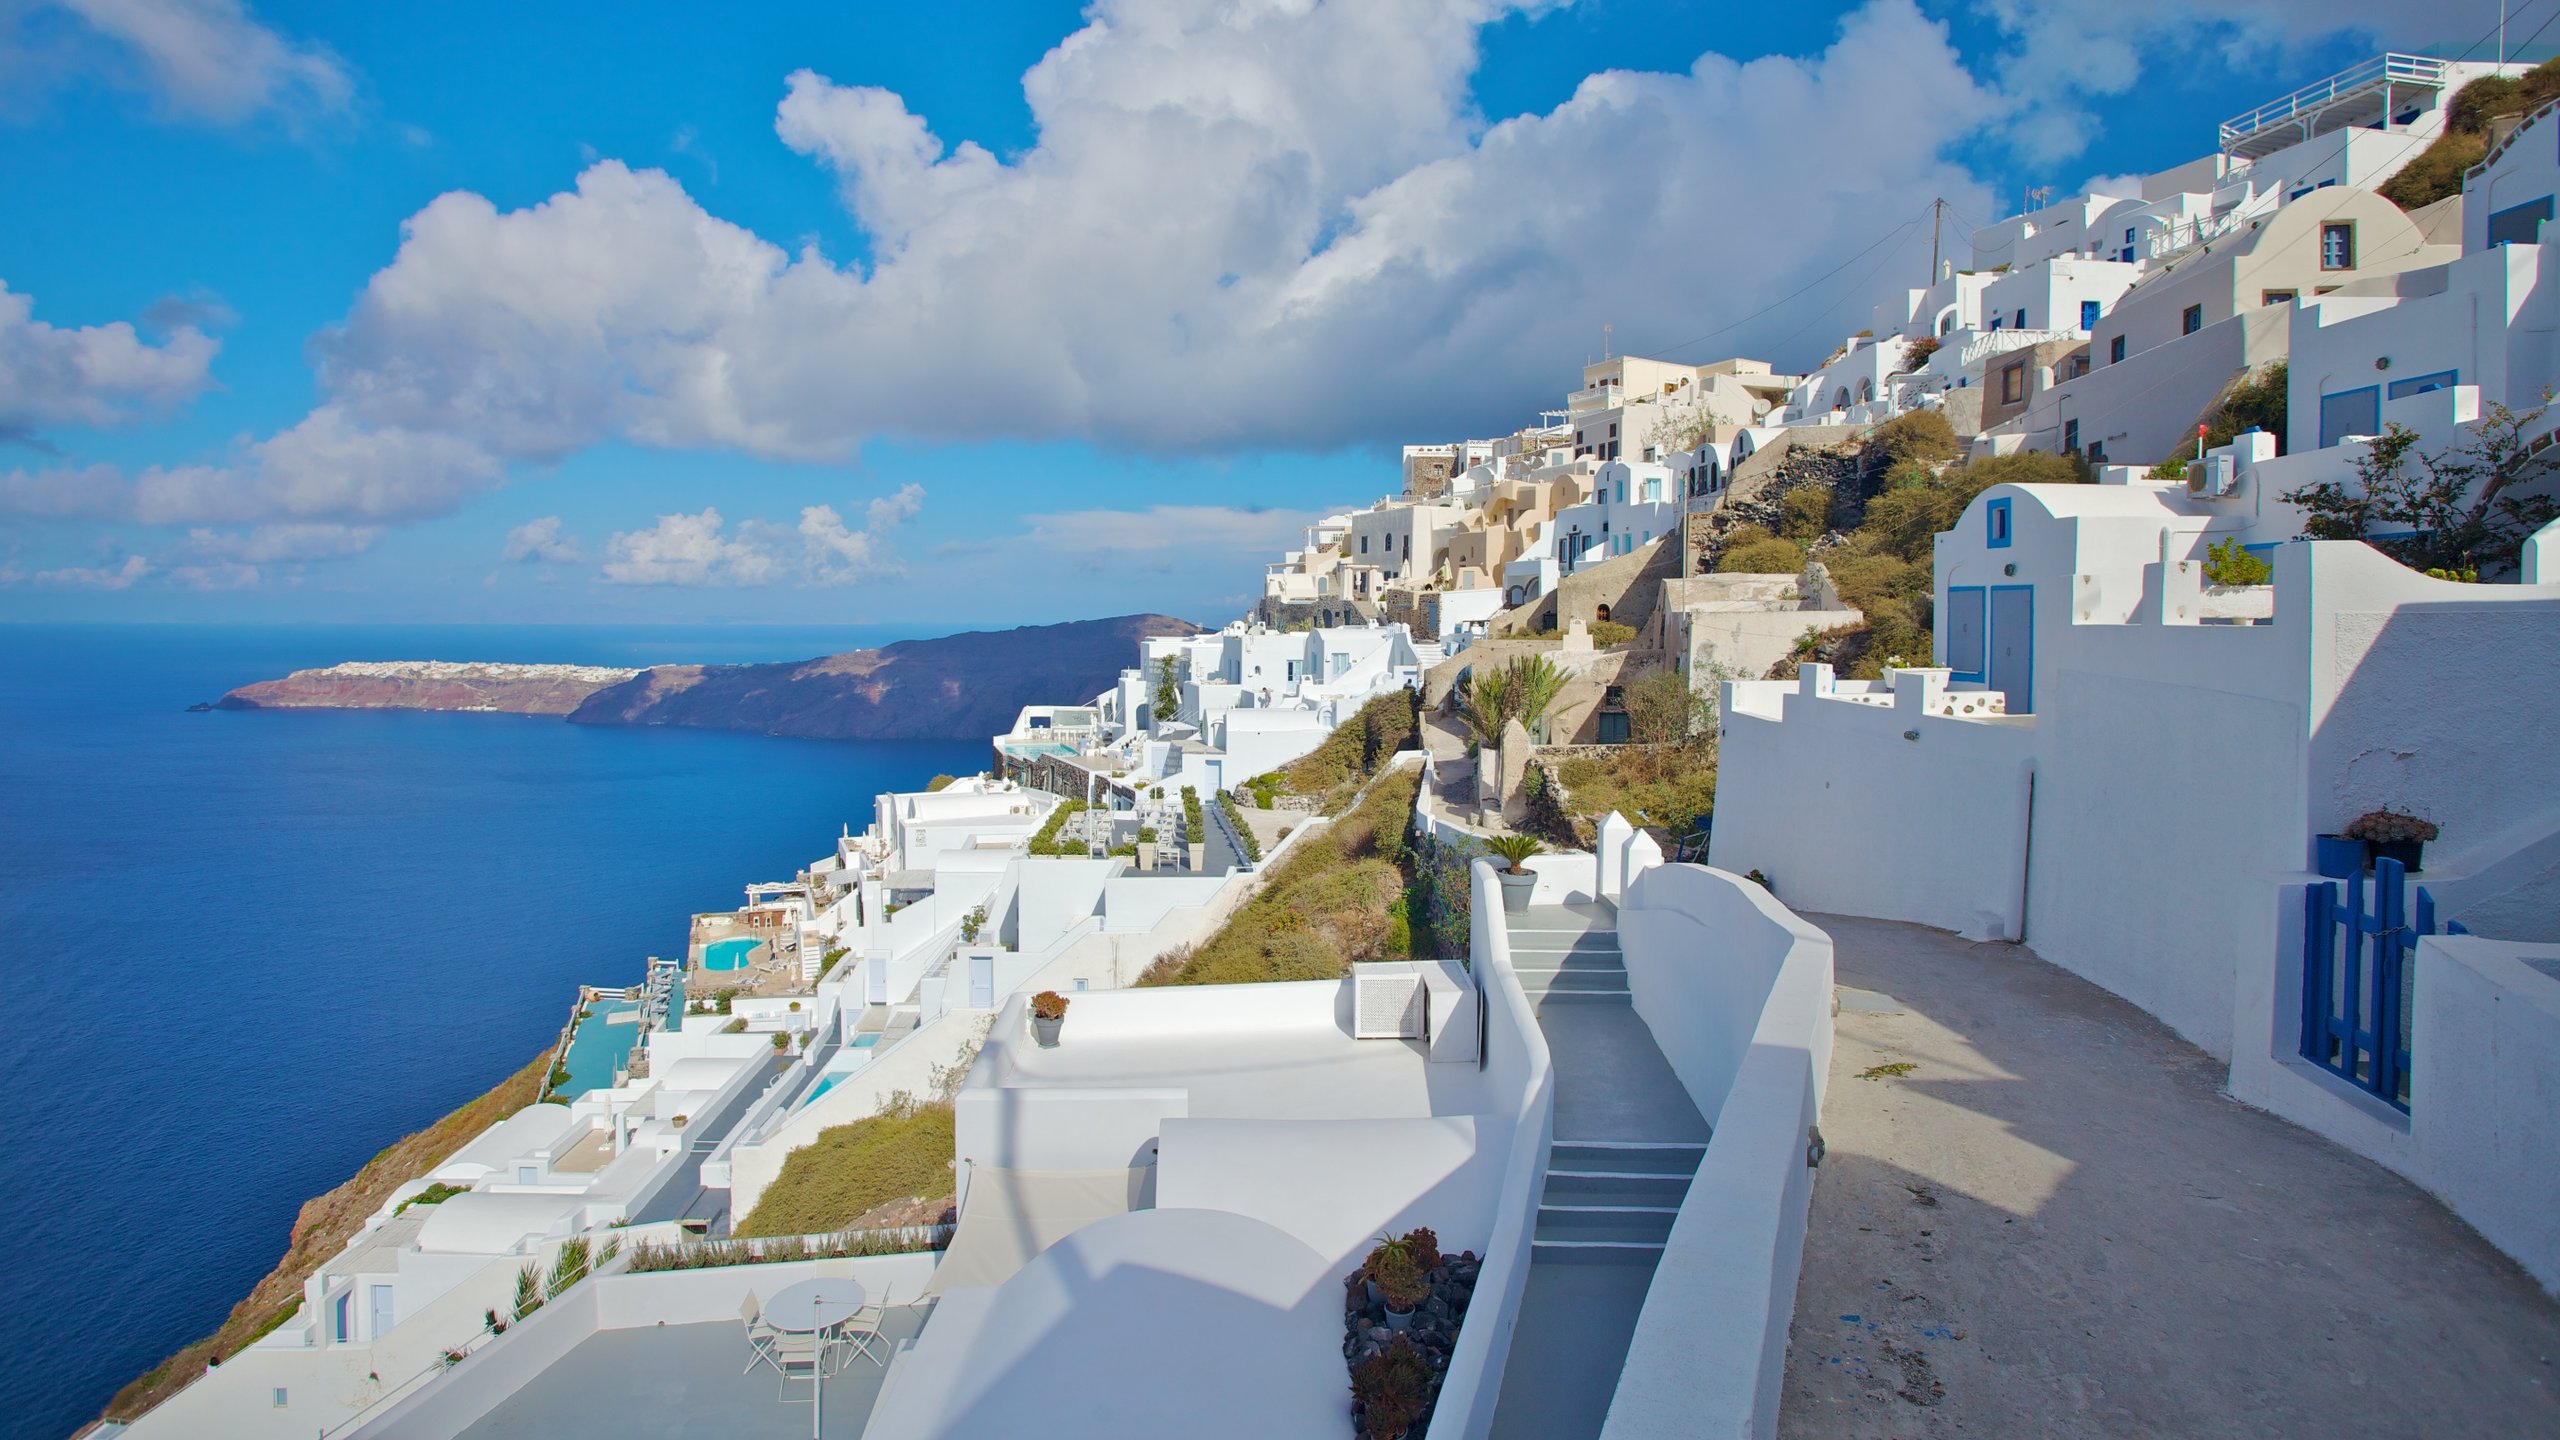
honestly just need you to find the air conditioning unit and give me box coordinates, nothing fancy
[1353,963,1426,1039]
[2186,452,2239,498]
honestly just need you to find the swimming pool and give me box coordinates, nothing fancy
[802,1037,882,1104]
[702,937,763,971]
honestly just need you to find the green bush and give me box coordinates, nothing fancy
[924,774,957,792]
[1865,409,1960,470]
[1280,688,1420,805]
[2203,536,2272,586]
[2382,62,2560,210]
[1026,798,1090,856]
[1719,537,1807,573]
[1215,788,1262,861]
[1778,484,1834,543]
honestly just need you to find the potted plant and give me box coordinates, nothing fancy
[1367,1244,1428,1332]
[2344,807,2439,873]
[2312,833,2365,880]
[1030,990,1069,1047]
[1136,826,1158,870]
[1485,834,1542,912]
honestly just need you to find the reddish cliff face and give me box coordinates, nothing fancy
[217,662,638,716]
[568,615,1201,740]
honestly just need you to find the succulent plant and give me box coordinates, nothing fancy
[2344,808,2438,845]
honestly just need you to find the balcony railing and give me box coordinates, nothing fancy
[2219,53,2446,155]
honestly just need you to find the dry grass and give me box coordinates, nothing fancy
[1139,765,1421,987]
[104,1048,555,1423]
[734,1100,956,1239]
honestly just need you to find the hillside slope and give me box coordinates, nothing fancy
[568,614,1200,741]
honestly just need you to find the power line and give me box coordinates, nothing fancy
[1639,202,1931,360]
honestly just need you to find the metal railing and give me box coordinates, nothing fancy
[2220,53,2446,151]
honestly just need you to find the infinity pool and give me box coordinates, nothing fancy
[702,937,763,971]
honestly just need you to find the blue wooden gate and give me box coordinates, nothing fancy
[2300,856,2459,1112]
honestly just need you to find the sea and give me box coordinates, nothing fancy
[0,624,988,1440]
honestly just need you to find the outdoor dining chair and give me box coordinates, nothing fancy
[837,1286,895,1367]
[770,1325,842,1401]
[739,1293,784,1376]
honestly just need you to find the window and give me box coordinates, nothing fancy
[2386,371,2457,400]
[2080,299,2101,329]
[2262,289,2298,307]
[2110,334,2126,364]
[1857,378,1874,403]
[2488,197,2553,248]
[2181,304,2203,335]
[2318,386,2381,447]
[2014,308,2028,328]
[274,1389,290,1409]
[2321,221,2356,270]
[1598,711,1630,743]
[334,1292,352,1344]
[1946,586,1986,677]
[1999,361,2025,404]
[1990,314,2002,331]
[2124,227,2136,244]
[2063,418,2080,453]
[1986,498,2013,548]
[1359,535,1368,553]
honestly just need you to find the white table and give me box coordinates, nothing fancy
[762,1278,866,1439]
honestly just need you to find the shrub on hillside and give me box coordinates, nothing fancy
[1779,483,1834,543]
[1864,409,1960,471]
[2381,61,2560,210]
[1137,766,1421,987]
[1719,537,1808,574]
[1281,688,1419,807]
[735,1098,954,1238]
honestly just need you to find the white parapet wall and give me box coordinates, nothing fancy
[1426,858,1556,1440]
[1603,856,1835,1440]
[1712,665,2034,941]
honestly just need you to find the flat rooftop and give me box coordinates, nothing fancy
[976,984,1493,1121]
[454,1311,927,1440]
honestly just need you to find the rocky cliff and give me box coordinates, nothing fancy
[218,661,640,715]
[568,614,1200,740]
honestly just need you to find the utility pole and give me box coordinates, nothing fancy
[1930,197,1944,284]
[1602,322,1613,360]
[2502,0,2509,65]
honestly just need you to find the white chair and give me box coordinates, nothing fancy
[739,1293,783,1376]
[771,1326,836,1401]
[838,1286,895,1367]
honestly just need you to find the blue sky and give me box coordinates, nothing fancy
[0,0,2527,628]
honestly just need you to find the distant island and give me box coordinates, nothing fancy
[217,660,640,715]
[213,615,1201,741]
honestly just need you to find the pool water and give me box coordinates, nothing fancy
[801,1037,883,1105]
[702,937,763,971]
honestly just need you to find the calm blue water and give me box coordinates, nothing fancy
[702,936,763,970]
[0,625,985,1440]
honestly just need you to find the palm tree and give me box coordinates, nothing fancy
[1505,655,1567,741]
[1459,665,1516,744]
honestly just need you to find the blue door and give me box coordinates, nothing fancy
[1989,585,2033,714]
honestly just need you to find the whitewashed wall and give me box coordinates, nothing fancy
[1603,858,1834,1440]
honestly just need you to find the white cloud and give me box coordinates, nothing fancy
[1016,503,1324,555]
[4,0,353,126]
[799,481,921,584]
[0,282,219,439]
[600,507,779,587]
[9,0,2479,538]
[30,553,149,588]
[206,0,2012,485]
[166,560,259,589]
[1973,1,2523,161]
[181,521,382,563]
[603,484,922,586]
[501,515,583,563]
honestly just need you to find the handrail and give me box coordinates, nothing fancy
[2219,53,2446,146]
[315,1245,622,1439]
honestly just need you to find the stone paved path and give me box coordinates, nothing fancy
[1782,914,2560,1439]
